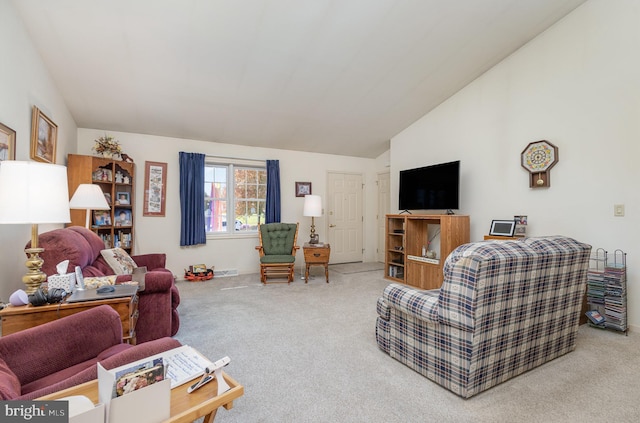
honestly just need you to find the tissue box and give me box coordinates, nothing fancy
[48,273,76,293]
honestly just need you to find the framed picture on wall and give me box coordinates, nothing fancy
[295,182,312,197]
[0,121,16,161]
[143,161,167,216]
[30,106,58,164]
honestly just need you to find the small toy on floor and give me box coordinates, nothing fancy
[184,264,214,281]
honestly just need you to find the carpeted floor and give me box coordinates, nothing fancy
[174,268,640,423]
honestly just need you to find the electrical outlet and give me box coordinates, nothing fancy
[614,204,625,217]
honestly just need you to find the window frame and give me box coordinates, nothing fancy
[204,157,266,238]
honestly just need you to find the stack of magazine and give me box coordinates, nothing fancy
[603,262,627,332]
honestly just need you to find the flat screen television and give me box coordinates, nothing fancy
[399,160,460,211]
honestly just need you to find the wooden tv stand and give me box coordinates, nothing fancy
[385,214,470,290]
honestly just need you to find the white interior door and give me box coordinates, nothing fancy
[377,172,390,263]
[326,172,363,263]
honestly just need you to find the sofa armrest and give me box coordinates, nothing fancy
[132,253,167,270]
[140,271,174,294]
[382,283,440,324]
[0,305,122,386]
[116,270,173,293]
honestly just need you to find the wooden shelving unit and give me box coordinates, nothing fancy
[385,214,470,290]
[67,154,135,254]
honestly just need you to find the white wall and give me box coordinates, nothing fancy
[391,1,640,327]
[0,0,77,302]
[77,129,384,278]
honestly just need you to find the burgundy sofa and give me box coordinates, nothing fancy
[29,226,180,344]
[0,305,181,400]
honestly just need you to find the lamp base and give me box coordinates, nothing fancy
[309,234,319,244]
[22,247,46,294]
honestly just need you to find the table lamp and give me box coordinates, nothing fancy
[303,194,322,244]
[0,161,71,293]
[69,183,110,228]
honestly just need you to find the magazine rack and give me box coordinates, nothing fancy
[586,248,627,335]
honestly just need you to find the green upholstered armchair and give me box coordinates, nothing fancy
[255,223,299,283]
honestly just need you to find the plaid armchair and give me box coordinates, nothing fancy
[376,236,591,398]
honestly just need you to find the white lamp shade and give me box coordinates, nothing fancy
[0,161,71,224]
[69,184,110,210]
[303,195,322,217]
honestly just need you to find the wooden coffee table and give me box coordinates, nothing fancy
[39,372,244,423]
[0,292,138,344]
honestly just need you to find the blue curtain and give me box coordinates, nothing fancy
[179,152,206,246]
[265,159,281,223]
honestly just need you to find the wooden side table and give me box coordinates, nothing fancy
[303,243,331,283]
[0,293,138,344]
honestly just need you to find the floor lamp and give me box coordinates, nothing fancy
[69,183,110,228]
[0,161,71,294]
[303,194,322,244]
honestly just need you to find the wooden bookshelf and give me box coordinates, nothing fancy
[67,154,135,253]
[385,214,470,290]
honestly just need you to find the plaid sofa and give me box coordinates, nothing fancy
[376,236,591,398]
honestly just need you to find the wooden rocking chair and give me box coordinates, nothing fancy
[255,223,299,284]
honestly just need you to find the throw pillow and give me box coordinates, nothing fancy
[83,275,118,289]
[100,248,137,275]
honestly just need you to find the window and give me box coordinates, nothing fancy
[204,160,266,234]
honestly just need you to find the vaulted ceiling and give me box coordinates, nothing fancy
[13,0,586,158]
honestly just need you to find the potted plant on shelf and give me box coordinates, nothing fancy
[92,135,122,159]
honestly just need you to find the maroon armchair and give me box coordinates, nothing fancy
[28,226,180,344]
[0,305,181,400]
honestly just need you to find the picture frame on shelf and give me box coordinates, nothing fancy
[116,191,130,205]
[114,208,132,226]
[30,106,58,164]
[489,219,516,237]
[295,182,311,197]
[0,121,16,161]
[104,193,112,205]
[143,161,167,216]
[93,210,111,227]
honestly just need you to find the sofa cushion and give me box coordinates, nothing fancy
[101,248,138,275]
[0,357,21,400]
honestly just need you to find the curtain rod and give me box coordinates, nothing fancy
[205,155,266,164]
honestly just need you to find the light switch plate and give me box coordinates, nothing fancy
[614,204,625,217]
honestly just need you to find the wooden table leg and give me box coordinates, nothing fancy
[324,264,329,283]
[203,409,218,423]
[305,264,310,283]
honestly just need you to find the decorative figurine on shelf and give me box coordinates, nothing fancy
[120,153,134,163]
[115,171,124,183]
[92,134,123,160]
